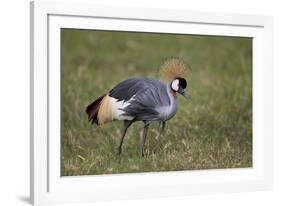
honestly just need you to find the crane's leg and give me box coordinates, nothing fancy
[159,121,166,137]
[140,122,150,157]
[118,120,133,155]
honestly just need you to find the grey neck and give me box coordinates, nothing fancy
[166,84,178,118]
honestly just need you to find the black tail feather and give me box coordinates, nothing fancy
[85,95,105,125]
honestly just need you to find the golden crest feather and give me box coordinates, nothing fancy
[159,58,187,82]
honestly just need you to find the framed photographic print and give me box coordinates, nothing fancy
[30,0,273,205]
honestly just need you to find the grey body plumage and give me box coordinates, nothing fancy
[110,77,178,122]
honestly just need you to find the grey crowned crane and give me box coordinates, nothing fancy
[86,58,188,156]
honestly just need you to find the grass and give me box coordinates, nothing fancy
[61,29,252,176]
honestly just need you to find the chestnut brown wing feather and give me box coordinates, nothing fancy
[85,94,105,124]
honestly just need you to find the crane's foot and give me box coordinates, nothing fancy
[141,149,147,157]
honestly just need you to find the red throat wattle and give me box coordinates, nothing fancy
[171,90,177,98]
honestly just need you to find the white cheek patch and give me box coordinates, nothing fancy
[171,79,179,91]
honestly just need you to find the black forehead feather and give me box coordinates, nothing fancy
[178,77,187,89]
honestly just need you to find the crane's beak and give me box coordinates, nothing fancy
[178,87,188,100]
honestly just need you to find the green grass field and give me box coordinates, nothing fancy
[61,29,252,176]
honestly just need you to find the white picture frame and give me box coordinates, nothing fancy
[30,0,273,205]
